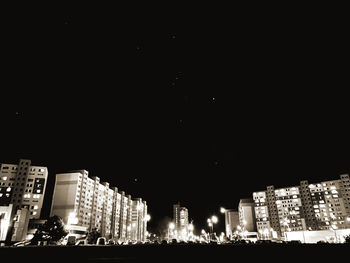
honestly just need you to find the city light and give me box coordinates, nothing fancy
[188,223,194,231]
[220,207,226,214]
[211,215,218,224]
[67,212,78,225]
[169,222,175,230]
[145,214,151,221]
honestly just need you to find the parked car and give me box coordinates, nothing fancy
[66,235,77,246]
[96,237,107,245]
[12,241,31,247]
[108,239,115,245]
[75,239,88,246]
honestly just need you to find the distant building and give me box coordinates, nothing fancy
[224,209,239,238]
[0,159,48,219]
[50,170,148,242]
[238,198,257,232]
[173,203,189,231]
[11,207,30,242]
[253,174,350,240]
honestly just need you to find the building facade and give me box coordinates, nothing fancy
[238,198,257,232]
[0,159,48,219]
[173,203,189,232]
[224,209,239,238]
[0,204,13,241]
[50,170,148,242]
[253,174,350,240]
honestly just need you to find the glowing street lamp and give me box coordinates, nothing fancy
[145,214,151,222]
[211,215,218,224]
[220,207,226,214]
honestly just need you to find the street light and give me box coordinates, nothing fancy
[211,215,218,224]
[220,207,226,214]
[145,214,151,222]
[331,224,338,243]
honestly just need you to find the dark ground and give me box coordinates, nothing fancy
[1,244,349,263]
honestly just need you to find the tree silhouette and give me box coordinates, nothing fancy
[87,228,101,244]
[30,215,68,245]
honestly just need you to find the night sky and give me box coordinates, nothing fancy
[1,8,349,233]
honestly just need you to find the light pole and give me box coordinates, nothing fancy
[331,224,338,243]
[207,218,213,241]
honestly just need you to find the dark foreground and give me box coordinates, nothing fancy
[1,244,349,263]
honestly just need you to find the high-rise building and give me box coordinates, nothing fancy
[253,174,350,240]
[238,198,257,232]
[130,198,147,242]
[224,209,239,238]
[0,159,48,219]
[50,170,148,242]
[173,203,189,231]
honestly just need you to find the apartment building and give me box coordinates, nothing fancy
[253,174,350,239]
[50,170,148,242]
[0,159,48,219]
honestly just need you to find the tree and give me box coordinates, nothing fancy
[345,235,350,243]
[30,215,68,245]
[87,228,101,244]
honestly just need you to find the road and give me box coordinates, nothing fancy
[1,243,349,262]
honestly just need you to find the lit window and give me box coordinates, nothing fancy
[36,190,41,193]
[2,177,8,180]
[6,187,11,192]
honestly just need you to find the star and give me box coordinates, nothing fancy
[134,178,138,182]
[212,97,216,101]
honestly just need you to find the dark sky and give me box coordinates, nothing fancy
[1,8,349,233]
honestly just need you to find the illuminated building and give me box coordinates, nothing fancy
[238,198,257,232]
[130,198,147,242]
[0,159,48,219]
[173,203,189,240]
[50,170,148,242]
[0,204,13,242]
[224,209,239,238]
[253,174,350,240]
